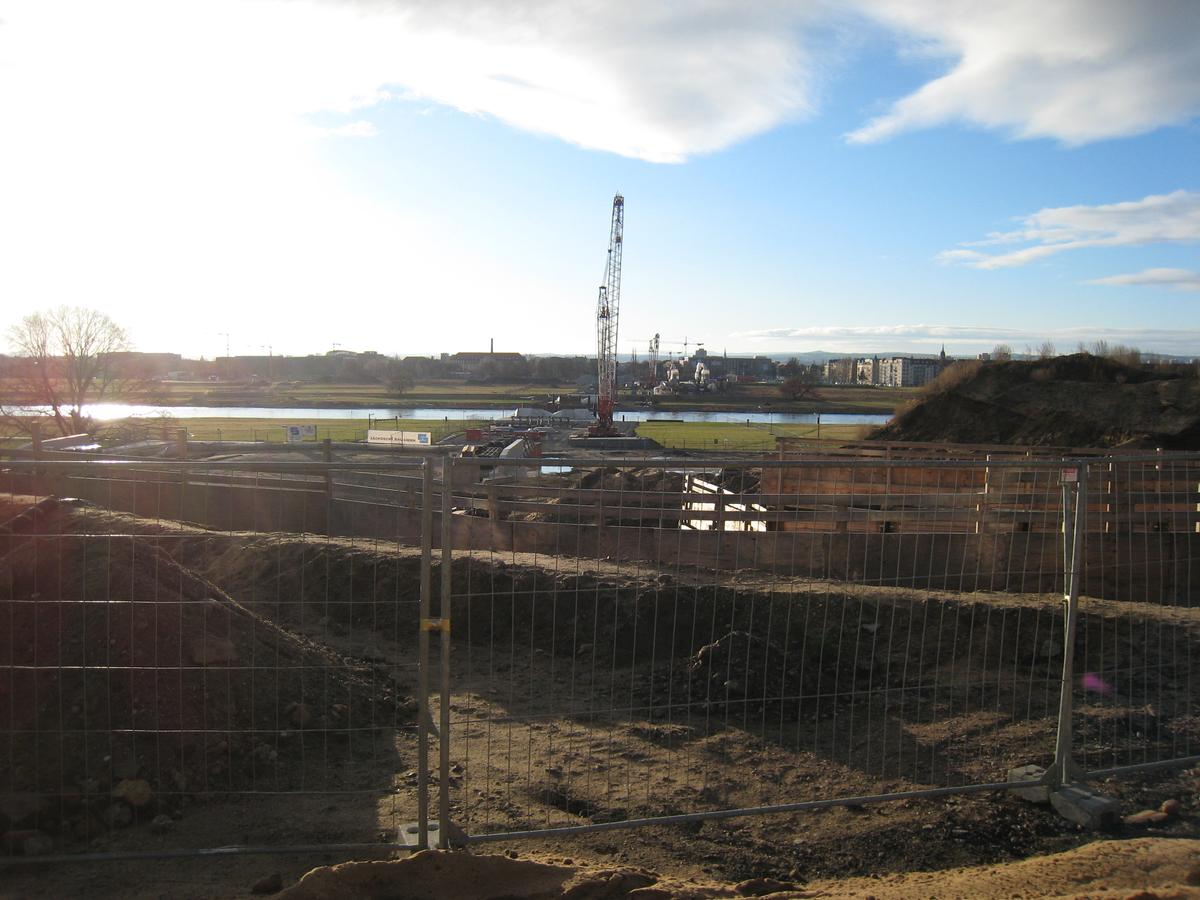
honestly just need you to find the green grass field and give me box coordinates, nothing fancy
[145,380,580,407]
[635,420,871,451]
[119,379,911,414]
[95,416,484,445]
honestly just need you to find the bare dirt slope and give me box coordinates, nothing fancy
[873,355,1200,449]
[2,505,1198,898]
[0,502,415,851]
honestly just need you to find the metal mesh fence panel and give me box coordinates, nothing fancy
[1074,455,1200,779]
[0,459,427,860]
[443,456,1075,842]
[3,449,1197,861]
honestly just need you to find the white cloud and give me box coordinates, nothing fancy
[848,0,1200,145]
[2,1,1198,356]
[342,1,824,164]
[315,120,380,139]
[1088,268,1200,292]
[0,1,607,355]
[737,323,1200,354]
[939,191,1200,269]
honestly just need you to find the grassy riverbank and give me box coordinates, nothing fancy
[93,416,483,445]
[94,379,909,415]
[5,412,878,452]
[634,420,870,451]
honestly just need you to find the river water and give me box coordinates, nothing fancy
[76,403,890,426]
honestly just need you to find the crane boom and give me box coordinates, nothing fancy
[594,193,624,434]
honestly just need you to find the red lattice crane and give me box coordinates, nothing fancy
[591,193,624,436]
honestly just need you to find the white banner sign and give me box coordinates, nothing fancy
[284,424,317,443]
[367,429,432,446]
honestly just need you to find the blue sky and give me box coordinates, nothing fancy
[1,1,1197,359]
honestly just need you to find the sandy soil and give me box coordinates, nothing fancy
[275,838,1200,898]
[1,502,1197,898]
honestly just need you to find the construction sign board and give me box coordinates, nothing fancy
[367,430,432,446]
[284,424,318,443]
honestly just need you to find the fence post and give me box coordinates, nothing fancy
[1049,462,1087,787]
[28,421,44,489]
[323,438,333,533]
[438,456,453,848]
[415,458,434,849]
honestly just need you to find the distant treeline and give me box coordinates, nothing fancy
[0,349,600,386]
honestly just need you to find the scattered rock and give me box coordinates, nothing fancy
[103,803,133,828]
[597,870,657,893]
[251,871,283,894]
[149,814,173,834]
[20,831,54,856]
[1123,809,1169,826]
[112,779,154,809]
[735,876,796,896]
[1160,798,1182,817]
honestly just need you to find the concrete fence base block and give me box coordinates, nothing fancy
[1007,764,1050,804]
[1049,784,1121,830]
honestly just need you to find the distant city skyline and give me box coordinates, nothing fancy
[1,2,1197,359]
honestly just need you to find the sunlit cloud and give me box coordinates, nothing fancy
[2,1,1198,357]
[939,191,1200,269]
[315,120,380,139]
[1087,268,1200,292]
[848,0,1200,145]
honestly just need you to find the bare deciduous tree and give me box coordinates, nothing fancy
[778,371,819,401]
[991,343,1013,361]
[3,307,132,436]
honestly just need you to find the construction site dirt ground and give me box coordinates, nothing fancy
[1,504,1198,898]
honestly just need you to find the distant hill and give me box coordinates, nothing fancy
[872,354,1200,449]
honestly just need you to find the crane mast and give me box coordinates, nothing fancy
[593,193,624,435]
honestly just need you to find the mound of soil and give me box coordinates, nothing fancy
[147,529,1197,789]
[502,468,688,526]
[0,503,414,838]
[277,839,1200,899]
[874,354,1200,449]
[572,468,683,493]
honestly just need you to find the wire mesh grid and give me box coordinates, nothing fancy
[1,450,1197,860]
[1074,456,1200,778]
[442,455,1091,841]
[0,459,427,860]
